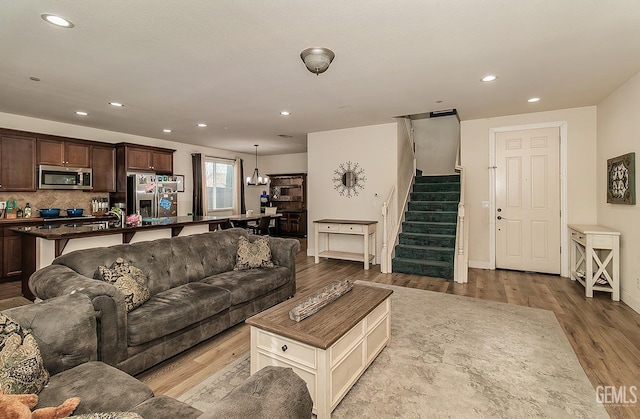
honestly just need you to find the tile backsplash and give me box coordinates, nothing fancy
[0,190,109,215]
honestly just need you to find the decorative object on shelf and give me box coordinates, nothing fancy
[246,145,268,185]
[289,279,354,322]
[607,152,635,205]
[300,47,335,75]
[332,161,366,198]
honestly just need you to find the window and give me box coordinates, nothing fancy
[205,157,235,211]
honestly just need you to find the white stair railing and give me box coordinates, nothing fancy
[380,185,395,273]
[453,142,468,283]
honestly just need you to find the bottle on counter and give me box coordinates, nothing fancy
[16,207,23,218]
[24,203,32,218]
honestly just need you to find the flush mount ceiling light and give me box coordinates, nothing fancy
[528,97,541,103]
[300,47,335,75]
[481,75,498,82]
[163,129,172,133]
[280,111,291,116]
[75,111,88,116]
[197,123,207,127]
[109,102,124,107]
[41,14,75,28]
[246,145,268,186]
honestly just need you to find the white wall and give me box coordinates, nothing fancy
[308,123,398,261]
[0,112,254,216]
[460,106,598,268]
[597,70,640,313]
[414,115,459,175]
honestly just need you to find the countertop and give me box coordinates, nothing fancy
[9,215,230,239]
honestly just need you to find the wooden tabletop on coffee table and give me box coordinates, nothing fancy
[246,284,393,349]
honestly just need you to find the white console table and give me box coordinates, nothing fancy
[313,219,377,270]
[568,224,620,301]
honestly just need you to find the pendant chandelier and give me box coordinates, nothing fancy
[246,144,268,185]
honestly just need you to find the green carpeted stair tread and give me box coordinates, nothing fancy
[414,175,460,183]
[399,232,456,239]
[396,244,454,252]
[392,257,451,267]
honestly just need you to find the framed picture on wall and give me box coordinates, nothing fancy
[606,152,635,205]
[175,175,185,192]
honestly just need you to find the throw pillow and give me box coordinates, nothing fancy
[234,236,274,270]
[94,258,151,312]
[69,413,144,419]
[0,313,49,394]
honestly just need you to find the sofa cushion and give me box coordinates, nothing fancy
[94,258,150,312]
[131,395,202,419]
[234,236,274,270]
[127,283,231,346]
[0,312,49,394]
[201,266,290,305]
[37,361,153,415]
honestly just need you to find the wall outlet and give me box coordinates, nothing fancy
[637,278,640,289]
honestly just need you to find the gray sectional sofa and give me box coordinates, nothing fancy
[29,228,300,375]
[3,293,312,418]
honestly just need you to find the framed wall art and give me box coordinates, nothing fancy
[607,152,635,205]
[175,174,185,192]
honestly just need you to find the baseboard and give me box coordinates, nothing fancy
[621,288,640,315]
[469,260,492,270]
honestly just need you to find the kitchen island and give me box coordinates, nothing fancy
[12,214,280,299]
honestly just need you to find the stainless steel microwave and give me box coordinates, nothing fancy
[38,165,93,190]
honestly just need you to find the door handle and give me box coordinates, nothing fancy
[497,216,503,220]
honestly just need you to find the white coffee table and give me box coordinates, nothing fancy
[246,284,392,418]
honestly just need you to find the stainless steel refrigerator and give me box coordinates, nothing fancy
[126,173,178,219]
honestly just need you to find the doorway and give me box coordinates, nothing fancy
[489,123,568,276]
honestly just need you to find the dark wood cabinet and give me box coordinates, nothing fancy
[37,138,90,168]
[91,145,116,192]
[152,150,173,173]
[268,173,307,237]
[0,133,37,191]
[121,145,174,173]
[1,222,38,282]
[2,228,23,278]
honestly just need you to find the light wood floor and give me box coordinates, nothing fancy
[2,239,639,418]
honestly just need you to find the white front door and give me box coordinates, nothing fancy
[495,127,560,274]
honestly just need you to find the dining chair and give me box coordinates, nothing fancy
[249,216,271,235]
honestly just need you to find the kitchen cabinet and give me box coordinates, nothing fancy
[37,138,90,168]
[0,133,37,191]
[1,221,39,282]
[268,173,307,237]
[91,145,116,192]
[119,144,174,173]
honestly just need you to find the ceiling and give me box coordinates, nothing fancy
[2,1,640,156]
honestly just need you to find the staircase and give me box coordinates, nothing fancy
[392,174,460,279]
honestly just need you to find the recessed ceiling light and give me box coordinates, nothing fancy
[197,123,207,127]
[280,111,291,116]
[481,75,498,82]
[29,76,41,82]
[163,129,172,133]
[75,111,89,116]
[528,97,540,103]
[41,14,74,28]
[109,102,124,107]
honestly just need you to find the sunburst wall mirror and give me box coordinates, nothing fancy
[332,161,366,198]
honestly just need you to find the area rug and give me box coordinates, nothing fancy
[178,281,609,418]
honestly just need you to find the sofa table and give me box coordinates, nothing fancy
[313,219,378,270]
[568,224,620,301]
[246,284,392,419]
